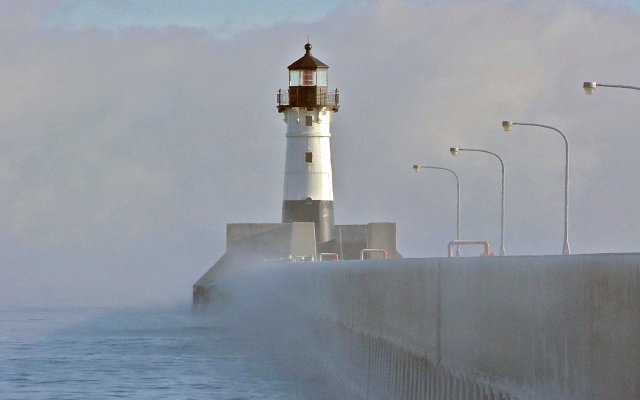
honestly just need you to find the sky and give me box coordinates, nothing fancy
[48,0,367,37]
[1,0,640,308]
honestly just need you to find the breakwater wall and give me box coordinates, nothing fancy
[246,254,639,399]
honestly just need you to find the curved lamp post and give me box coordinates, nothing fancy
[413,164,461,255]
[502,121,571,256]
[583,81,640,94]
[449,147,506,256]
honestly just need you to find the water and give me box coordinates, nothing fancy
[0,306,304,399]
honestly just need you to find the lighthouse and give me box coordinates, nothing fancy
[277,43,340,246]
[193,43,401,304]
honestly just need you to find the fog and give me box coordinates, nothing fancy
[2,0,640,308]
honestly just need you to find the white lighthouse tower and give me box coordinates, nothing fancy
[277,43,340,246]
[193,43,400,304]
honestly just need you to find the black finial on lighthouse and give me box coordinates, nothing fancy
[305,42,312,54]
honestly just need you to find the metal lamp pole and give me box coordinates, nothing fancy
[583,82,640,94]
[413,164,461,255]
[502,121,571,255]
[450,147,506,256]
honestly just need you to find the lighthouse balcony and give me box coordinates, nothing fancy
[277,87,339,112]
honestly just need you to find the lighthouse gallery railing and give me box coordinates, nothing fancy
[277,88,339,108]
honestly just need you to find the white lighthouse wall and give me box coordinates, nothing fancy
[283,108,334,201]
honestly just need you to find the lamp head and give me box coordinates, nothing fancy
[449,147,459,156]
[583,81,597,95]
[502,120,513,132]
[412,164,422,172]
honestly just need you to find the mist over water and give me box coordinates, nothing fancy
[0,305,317,399]
[195,258,362,399]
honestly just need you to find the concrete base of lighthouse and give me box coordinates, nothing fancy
[192,221,402,305]
[282,199,334,244]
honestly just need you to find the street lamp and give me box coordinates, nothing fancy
[449,147,506,256]
[583,81,640,95]
[502,121,571,255]
[413,164,461,254]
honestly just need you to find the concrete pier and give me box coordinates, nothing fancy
[225,254,639,399]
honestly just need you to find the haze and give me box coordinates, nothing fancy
[1,0,639,308]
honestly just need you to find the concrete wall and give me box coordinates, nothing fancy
[261,254,640,399]
[226,222,317,259]
[194,222,638,398]
[336,222,402,260]
[194,221,401,298]
[193,222,317,303]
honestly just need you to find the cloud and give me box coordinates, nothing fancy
[46,0,365,37]
[1,0,639,307]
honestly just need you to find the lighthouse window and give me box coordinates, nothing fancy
[289,70,301,86]
[305,115,313,126]
[316,69,328,86]
[302,70,315,86]
[305,152,313,163]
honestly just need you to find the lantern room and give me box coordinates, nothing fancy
[277,43,339,112]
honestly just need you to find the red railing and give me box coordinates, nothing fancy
[360,249,389,260]
[448,240,493,257]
